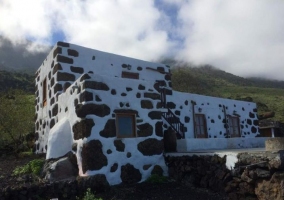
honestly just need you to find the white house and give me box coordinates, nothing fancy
[34,42,264,185]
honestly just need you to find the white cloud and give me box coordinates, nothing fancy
[0,0,284,80]
[176,0,284,80]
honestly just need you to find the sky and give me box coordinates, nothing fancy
[0,0,284,80]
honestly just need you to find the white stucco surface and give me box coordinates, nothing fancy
[46,117,73,159]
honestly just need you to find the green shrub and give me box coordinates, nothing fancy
[146,174,168,183]
[13,158,44,176]
[77,188,102,200]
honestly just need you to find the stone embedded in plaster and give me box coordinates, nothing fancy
[114,140,125,152]
[144,92,160,100]
[247,119,252,125]
[49,90,52,98]
[80,91,93,102]
[211,119,215,123]
[50,118,55,129]
[81,140,107,173]
[83,81,110,91]
[68,49,79,57]
[157,66,165,72]
[121,93,127,96]
[141,100,153,109]
[57,41,70,47]
[52,104,58,117]
[80,74,91,81]
[167,102,176,109]
[174,110,180,116]
[168,81,172,88]
[70,66,84,74]
[51,77,55,87]
[126,87,132,91]
[88,71,94,74]
[136,93,141,98]
[137,66,142,71]
[75,103,110,118]
[185,100,188,105]
[127,152,132,158]
[121,164,142,184]
[99,119,116,138]
[249,112,255,118]
[185,116,190,123]
[57,72,76,82]
[254,120,259,126]
[137,123,153,137]
[57,55,74,64]
[73,119,95,140]
[138,84,145,90]
[51,60,54,68]
[114,109,138,115]
[143,165,151,170]
[153,80,166,92]
[165,74,171,81]
[251,126,257,133]
[54,83,63,94]
[74,99,78,107]
[155,122,163,137]
[148,111,162,120]
[53,47,62,58]
[111,89,116,95]
[107,149,112,154]
[151,165,163,176]
[110,163,118,172]
[137,138,163,156]
[48,71,51,80]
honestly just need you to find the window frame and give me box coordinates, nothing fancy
[228,115,241,137]
[194,114,208,138]
[116,113,137,138]
[42,78,47,107]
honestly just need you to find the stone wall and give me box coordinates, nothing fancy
[166,151,284,200]
[0,175,109,200]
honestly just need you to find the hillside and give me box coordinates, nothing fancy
[170,65,284,122]
[0,63,283,122]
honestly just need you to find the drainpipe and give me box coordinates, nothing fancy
[191,100,196,138]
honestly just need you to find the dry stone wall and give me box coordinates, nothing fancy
[166,150,284,200]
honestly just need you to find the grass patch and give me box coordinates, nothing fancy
[13,158,45,176]
[77,188,102,200]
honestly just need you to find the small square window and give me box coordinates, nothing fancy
[116,113,136,138]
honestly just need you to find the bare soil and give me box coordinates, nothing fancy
[0,154,227,200]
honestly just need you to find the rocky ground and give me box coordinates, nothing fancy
[0,154,227,200]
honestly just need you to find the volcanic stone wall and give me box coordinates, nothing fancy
[166,151,284,200]
[166,91,259,139]
[53,73,169,185]
[35,41,172,185]
[35,41,171,154]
